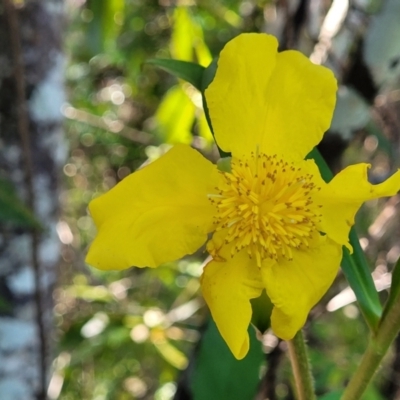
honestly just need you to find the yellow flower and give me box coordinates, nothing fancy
[86,33,400,359]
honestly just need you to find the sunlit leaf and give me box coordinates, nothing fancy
[171,7,212,67]
[86,0,125,55]
[65,284,113,302]
[104,0,124,45]
[154,85,195,144]
[152,336,188,370]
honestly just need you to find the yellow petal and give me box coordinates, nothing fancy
[205,33,337,160]
[86,144,219,270]
[261,51,337,160]
[317,164,400,248]
[261,236,342,340]
[201,250,264,359]
[205,33,278,157]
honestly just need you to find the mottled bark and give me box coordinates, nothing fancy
[0,1,64,399]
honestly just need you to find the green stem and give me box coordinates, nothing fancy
[341,293,400,400]
[287,330,316,400]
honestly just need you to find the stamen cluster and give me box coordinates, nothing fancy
[208,153,322,266]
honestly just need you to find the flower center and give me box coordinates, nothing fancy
[208,153,322,266]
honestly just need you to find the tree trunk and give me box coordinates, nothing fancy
[0,1,64,399]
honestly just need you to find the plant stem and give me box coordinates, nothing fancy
[341,293,400,400]
[287,330,316,400]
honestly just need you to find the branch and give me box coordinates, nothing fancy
[3,1,47,398]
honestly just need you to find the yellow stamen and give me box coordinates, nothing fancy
[209,153,321,266]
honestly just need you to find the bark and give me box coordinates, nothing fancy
[0,1,65,399]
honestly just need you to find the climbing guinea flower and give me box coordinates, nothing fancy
[86,33,400,360]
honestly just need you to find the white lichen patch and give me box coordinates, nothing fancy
[39,227,61,266]
[0,318,36,352]
[29,53,65,123]
[41,126,68,167]
[33,175,54,219]
[7,267,35,296]
[0,379,31,400]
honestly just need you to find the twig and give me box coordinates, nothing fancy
[62,105,153,145]
[255,340,284,400]
[3,0,47,398]
[309,0,349,65]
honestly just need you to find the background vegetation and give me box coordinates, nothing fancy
[52,0,400,399]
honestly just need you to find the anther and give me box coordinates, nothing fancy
[209,152,320,263]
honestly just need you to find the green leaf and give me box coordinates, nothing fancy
[318,391,343,400]
[307,148,382,331]
[250,289,273,334]
[200,58,217,137]
[381,256,400,323]
[306,148,334,183]
[191,317,264,400]
[0,177,41,228]
[341,244,381,331]
[200,57,218,93]
[146,59,205,91]
[201,58,231,158]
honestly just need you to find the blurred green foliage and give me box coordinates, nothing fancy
[0,176,40,228]
[56,0,400,399]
